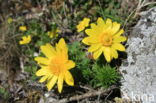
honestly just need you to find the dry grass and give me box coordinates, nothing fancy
[134,0,156,17]
[119,0,156,30]
[0,19,20,82]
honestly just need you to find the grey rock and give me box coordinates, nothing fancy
[120,8,156,103]
[44,92,57,103]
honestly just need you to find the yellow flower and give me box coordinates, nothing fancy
[76,18,90,32]
[19,35,31,45]
[19,26,27,32]
[7,17,13,24]
[47,28,60,38]
[82,17,127,62]
[35,38,75,93]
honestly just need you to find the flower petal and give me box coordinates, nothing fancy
[56,38,68,56]
[28,35,31,40]
[19,41,24,45]
[91,22,104,34]
[34,57,49,65]
[111,22,120,35]
[57,38,67,51]
[19,26,27,31]
[106,18,112,27]
[56,38,68,61]
[36,67,48,76]
[57,74,64,93]
[88,43,101,52]
[39,75,48,83]
[114,29,124,37]
[40,43,56,58]
[76,24,84,32]
[64,71,74,86]
[90,23,97,29]
[93,47,103,59]
[103,47,111,62]
[97,17,105,27]
[46,76,58,91]
[113,36,127,43]
[83,36,99,45]
[82,37,90,45]
[66,60,75,70]
[19,35,31,45]
[84,18,90,27]
[39,75,53,83]
[77,18,90,32]
[111,47,118,59]
[85,29,95,36]
[112,43,125,51]
[22,36,27,40]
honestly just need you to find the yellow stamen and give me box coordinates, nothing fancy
[100,33,113,46]
[49,56,65,76]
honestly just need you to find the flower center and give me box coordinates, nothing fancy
[49,56,65,76]
[100,33,113,46]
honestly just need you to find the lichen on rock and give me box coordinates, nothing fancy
[120,7,156,103]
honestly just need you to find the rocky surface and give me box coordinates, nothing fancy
[120,7,156,103]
